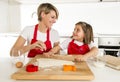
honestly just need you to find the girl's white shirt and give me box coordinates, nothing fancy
[20,25,59,47]
[60,38,95,50]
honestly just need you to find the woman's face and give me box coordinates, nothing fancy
[42,10,57,29]
[72,25,85,41]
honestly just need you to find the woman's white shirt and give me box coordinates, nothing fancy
[20,25,59,47]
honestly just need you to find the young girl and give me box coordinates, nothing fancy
[44,21,98,61]
[10,3,59,58]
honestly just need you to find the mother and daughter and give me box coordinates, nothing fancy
[10,3,98,61]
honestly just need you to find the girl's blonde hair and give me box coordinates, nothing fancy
[75,21,94,44]
[37,3,59,21]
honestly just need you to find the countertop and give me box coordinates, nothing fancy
[0,57,120,82]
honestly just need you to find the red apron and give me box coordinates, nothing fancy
[28,24,52,57]
[68,40,90,55]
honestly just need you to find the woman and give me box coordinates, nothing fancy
[10,3,59,57]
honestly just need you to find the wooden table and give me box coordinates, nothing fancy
[11,55,94,80]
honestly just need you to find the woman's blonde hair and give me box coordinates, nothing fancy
[37,3,59,21]
[75,21,94,44]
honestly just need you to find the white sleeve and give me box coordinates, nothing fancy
[59,38,72,50]
[51,29,60,43]
[20,27,29,40]
[20,26,34,42]
[88,41,96,49]
[53,30,60,42]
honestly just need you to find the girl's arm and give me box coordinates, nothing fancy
[75,47,98,61]
[84,46,98,58]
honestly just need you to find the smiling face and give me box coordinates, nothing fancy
[72,21,94,44]
[42,10,57,29]
[72,25,85,42]
[37,3,59,29]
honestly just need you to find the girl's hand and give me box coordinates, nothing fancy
[74,55,88,61]
[43,51,54,58]
[31,40,46,51]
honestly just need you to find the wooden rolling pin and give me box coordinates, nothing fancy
[35,54,76,61]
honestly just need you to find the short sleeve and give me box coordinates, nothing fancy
[20,27,29,40]
[20,26,34,44]
[59,38,72,50]
[50,29,60,43]
[88,41,96,49]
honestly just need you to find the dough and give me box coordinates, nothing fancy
[37,58,75,68]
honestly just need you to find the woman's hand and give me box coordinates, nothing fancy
[43,51,54,57]
[31,40,46,51]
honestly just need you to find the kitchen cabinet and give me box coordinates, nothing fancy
[98,34,120,57]
[0,0,9,32]
[0,0,21,33]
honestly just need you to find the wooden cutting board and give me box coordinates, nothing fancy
[11,55,94,80]
[99,55,120,70]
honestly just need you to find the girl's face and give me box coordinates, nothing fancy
[42,10,57,29]
[72,25,85,41]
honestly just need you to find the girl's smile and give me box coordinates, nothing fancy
[72,25,84,42]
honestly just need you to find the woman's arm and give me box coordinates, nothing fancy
[53,41,60,54]
[10,36,47,56]
[10,36,26,56]
[43,44,61,57]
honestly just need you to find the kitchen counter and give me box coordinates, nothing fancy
[97,34,120,38]
[0,57,120,82]
[1,32,120,38]
[0,32,19,37]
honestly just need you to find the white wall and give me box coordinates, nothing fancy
[20,2,120,36]
[20,4,38,30]
[1,1,120,35]
[0,0,9,32]
[55,2,120,36]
